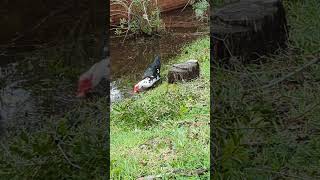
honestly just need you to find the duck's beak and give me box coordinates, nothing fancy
[76,77,92,98]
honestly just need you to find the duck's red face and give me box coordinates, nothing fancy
[77,77,93,97]
[133,84,140,93]
[133,77,155,93]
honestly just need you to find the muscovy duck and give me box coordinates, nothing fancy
[133,55,161,93]
[77,57,109,97]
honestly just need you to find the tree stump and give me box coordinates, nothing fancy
[168,60,200,84]
[211,0,288,65]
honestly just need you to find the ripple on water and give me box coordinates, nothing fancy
[110,81,122,103]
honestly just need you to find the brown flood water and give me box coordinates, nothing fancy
[110,7,208,97]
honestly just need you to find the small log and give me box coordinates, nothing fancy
[211,0,288,65]
[168,60,200,84]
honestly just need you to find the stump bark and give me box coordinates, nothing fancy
[211,0,288,65]
[168,60,200,84]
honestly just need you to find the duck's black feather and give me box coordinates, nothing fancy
[143,56,161,79]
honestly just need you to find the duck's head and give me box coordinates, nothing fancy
[133,77,151,93]
[76,75,93,97]
[133,77,160,93]
[133,80,145,93]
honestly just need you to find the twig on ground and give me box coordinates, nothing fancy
[244,167,311,180]
[57,142,81,169]
[224,126,273,130]
[136,168,208,180]
[290,101,320,122]
[137,175,162,180]
[261,57,320,89]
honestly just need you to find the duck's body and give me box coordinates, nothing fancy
[134,56,161,93]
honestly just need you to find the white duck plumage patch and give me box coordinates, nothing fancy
[136,76,160,90]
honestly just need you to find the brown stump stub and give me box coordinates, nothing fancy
[211,0,288,65]
[168,60,200,84]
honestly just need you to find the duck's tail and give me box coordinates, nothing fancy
[154,55,161,67]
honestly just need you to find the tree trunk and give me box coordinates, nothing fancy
[168,60,200,84]
[211,0,288,65]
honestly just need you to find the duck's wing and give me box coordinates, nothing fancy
[143,56,161,78]
[143,67,153,78]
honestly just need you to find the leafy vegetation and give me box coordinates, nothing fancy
[192,0,209,21]
[111,37,210,178]
[212,0,320,179]
[111,0,210,36]
[112,0,164,36]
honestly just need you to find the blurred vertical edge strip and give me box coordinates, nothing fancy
[209,0,215,178]
[103,0,110,179]
[99,0,110,178]
[209,0,215,179]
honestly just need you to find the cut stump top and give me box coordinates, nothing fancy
[168,60,200,84]
[211,0,288,64]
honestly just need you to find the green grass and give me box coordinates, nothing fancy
[110,37,210,179]
[0,98,109,179]
[212,0,320,179]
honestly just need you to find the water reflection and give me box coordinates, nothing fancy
[0,80,38,126]
[0,45,106,130]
